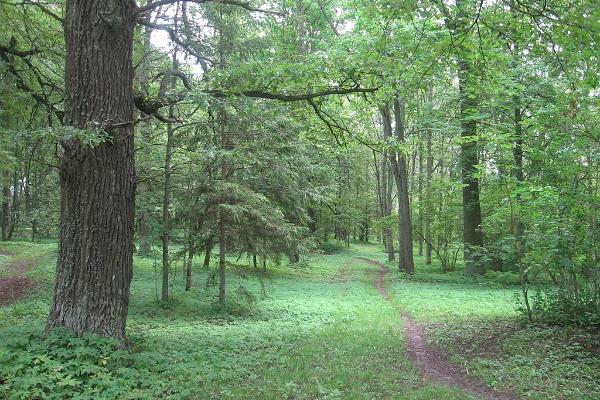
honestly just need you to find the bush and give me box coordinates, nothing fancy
[0,328,156,400]
[523,287,600,326]
[318,240,346,255]
[485,270,520,286]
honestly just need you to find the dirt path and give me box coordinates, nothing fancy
[0,254,37,306]
[360,257,516,400]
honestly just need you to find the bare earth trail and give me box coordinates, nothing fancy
[359,257,517,400]
[0,251,37,306]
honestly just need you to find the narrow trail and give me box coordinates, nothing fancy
[0,253,37,306]
[360,257,516,400]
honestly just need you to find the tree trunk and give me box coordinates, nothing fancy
[185,243,193,291]
[392,98,415,274]
[458,58,484,275]
[161,106,175,303]
[381,101,414,273]
[7,171,20,240]
[218,211,226,304]
[1,172,9,241]
[136,17,155,257]
[510,0,525,262]
[425,129,433,265]
[203,238,213,269]
[48,0,136,343]
[417,141,424,257]
[455,0,484,275]
[383,157,395,261]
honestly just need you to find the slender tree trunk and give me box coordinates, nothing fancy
[136,17,155,257]
[48,0,136,343]
[1,172,9,241]
[418,141,424,257]
[381,101,414,273]
[203,238,213,269]
[161,49,178,303]
[218,211,226,304]
[425,129,433,265]
[185,242,193,291]
[384,159,395,261]
[161,109,174,303]
[510,0,525,262]
[455,1,484,275]
[392,98,415,274]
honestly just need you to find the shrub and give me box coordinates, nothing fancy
[521,287,600,326]
[318,240,346,255]
[0,328,156,400]
[485,270,521,286]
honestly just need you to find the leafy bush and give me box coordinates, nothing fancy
[0,328,156,400]
[522,287,600,326]
[318,240,346,255]
[485,270,520,286]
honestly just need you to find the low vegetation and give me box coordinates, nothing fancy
[1,241,598,399]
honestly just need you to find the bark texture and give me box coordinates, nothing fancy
[47,0,136,343]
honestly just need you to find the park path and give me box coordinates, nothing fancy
[360,257,517,400]
[0,251,37,306]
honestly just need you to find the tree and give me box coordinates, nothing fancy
[432,0,485,275]
[47,0,137,342]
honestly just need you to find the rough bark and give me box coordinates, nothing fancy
[47,0,136,343]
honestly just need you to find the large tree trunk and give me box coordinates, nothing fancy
[47,0,136,343]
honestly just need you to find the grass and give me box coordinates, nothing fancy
[0,240,472,400]
[0,240,599,399]
[381,250,600,400]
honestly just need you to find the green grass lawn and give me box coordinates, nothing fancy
[0,240,598,399]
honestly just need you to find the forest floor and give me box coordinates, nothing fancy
[0,241,599,399]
